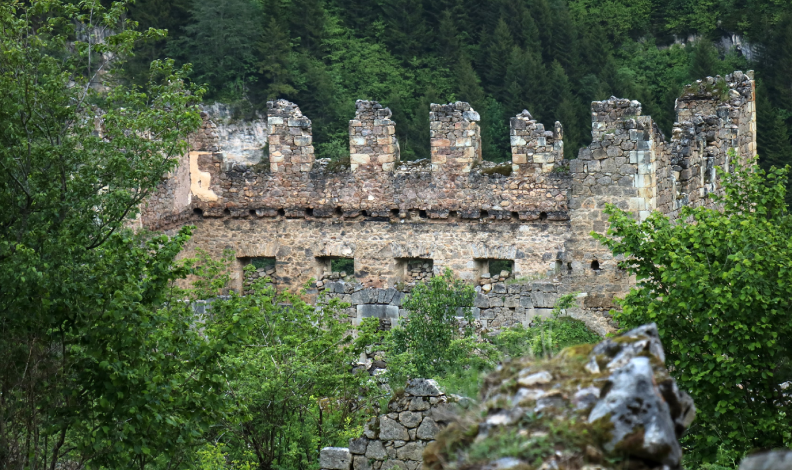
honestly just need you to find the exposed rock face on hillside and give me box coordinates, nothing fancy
[424,324,695,470]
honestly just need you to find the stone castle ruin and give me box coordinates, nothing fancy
[141,71,756,332]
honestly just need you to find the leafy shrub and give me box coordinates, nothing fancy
[595,157,792,465]
[386,268,478,384]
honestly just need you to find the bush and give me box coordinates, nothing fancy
[595,157,792,465]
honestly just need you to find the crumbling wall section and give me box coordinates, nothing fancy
[661,71,756,217]
[267,99,314,174]
[510,110,564,177]
[319,379,459,470]
[350,100,400,172]
[565,97,659,314]
[430,102,481,173]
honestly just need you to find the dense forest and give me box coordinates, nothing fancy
[125,0,792,170]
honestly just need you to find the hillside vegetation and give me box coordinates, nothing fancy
[127,0,792,175]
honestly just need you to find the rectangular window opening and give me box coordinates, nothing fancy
[241,257,276,292]
[476,259,514,285]
[396,258,433,286]
[317,257,355,281]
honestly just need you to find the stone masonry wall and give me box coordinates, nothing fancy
[350,100,400,172]
[661,71,756,218]
[430,102,482,173]
[142,71,757,328]
[315,278,614,336]
[267,99,314,174]
[319,379,459,470]
[510,110,564,177]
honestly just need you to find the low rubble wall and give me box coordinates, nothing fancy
[320,379,460,470]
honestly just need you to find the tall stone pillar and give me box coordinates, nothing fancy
[267,99,314,173]
[430,102,481,173]
[349,100,400,172]
[509,110,564,175]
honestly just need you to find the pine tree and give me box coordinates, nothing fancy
[688,38,720,80]
[166,0,262,99]
[481,18,515,101]
[257,17,297,100]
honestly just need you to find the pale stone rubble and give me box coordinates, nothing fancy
[423,324,696,470]
[320,379,461,470]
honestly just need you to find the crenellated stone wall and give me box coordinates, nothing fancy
[429,102,481,173]
[510,110,563,176]
[350,100,400,172]
[267,99,314,173]
[141,71,757,327]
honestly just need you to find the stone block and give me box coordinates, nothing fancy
[349,437,369,455]
[405,378,442,397]
[320,447,352,470]
[365,440,387,460]
[416,417,440,439]
[353,455,371,470]
[532,291,559,308]
[430,403,458,423]
[379,417,409,441]
[396,442,425,461]
[357,305,399,320]
[398,411,422,428]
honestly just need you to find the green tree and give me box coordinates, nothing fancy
[167,0,262,99]
[595,158,792,465]
[199,268,381,470]
[0,1,252,467]
[387,269,478,382]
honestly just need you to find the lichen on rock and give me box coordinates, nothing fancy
[424,323,695,470]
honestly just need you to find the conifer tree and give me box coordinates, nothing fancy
[482,18,516,102]
[257,17,297,100]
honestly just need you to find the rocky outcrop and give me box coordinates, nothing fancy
[424,323,695,470]
[739,450,792,470]
[320,379,463,470]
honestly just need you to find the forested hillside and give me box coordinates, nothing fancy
[125,0,792,169]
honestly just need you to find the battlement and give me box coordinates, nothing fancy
[142,71,756,321]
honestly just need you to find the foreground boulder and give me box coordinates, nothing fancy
[739,450,792,470]
[424,323,695,470]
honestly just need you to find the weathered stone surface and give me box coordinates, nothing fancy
[739,450,792,470]
[424,323,695,470]
[409,397,430,411]
[396,442,425,461]
[428,403,458,423]
[398,411,422,428]
[348,437,368,455]
[353,455,371,470]
[365,440,387,460]
[379,416,409,441]
[406,378,442,397]
[320,447,352,470]
[416,417,440,439]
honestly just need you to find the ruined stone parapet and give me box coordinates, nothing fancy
[267,99,314,173]
[430,102,481,173]
[320,379,460,470]
[350,100,400,172]
[666,71,756,216]
[509,110,563,176]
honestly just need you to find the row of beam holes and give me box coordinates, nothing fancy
[195,207,549,221]
[554,259,600,273]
